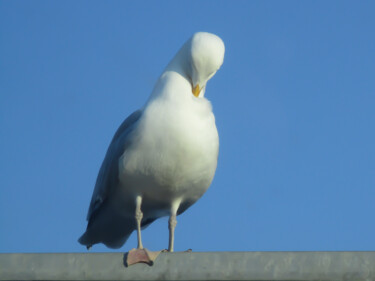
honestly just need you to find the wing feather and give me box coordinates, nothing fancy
[86,110,142,221]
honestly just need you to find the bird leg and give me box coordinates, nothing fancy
[167,198,181,252]
[135,195,143,249]
[168,214,177,252]
[126,195,161,266]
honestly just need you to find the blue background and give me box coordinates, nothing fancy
[1,1,374,253]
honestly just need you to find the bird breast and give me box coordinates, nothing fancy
[119,91,219,203]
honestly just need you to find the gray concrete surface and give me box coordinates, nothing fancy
[0,252,374,281]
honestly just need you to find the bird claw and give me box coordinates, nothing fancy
[161,248,192,253]
[126,248,161,266]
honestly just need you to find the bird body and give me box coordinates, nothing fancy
[120,74,218,204]
[79,32,225,252]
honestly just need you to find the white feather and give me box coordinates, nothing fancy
[79,32,225,249]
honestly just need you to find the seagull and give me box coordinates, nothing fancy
[78,32,225,265]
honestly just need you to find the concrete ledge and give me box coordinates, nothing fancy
[0,252,374,281]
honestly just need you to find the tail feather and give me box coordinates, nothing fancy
[78,203,135,249]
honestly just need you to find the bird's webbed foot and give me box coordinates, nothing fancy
[126,248,161,266]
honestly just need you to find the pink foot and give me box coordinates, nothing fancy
[126,248,161,266]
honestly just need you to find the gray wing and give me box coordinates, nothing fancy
[86,110,142,221]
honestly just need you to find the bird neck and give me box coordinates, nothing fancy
[164,41,191,79]
[144,42,193,106]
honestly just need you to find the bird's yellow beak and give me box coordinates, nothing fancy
[192,84,201,97]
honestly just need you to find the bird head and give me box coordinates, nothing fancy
[188,32,225,98]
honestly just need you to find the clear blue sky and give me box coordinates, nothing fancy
[1,1,374,253]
